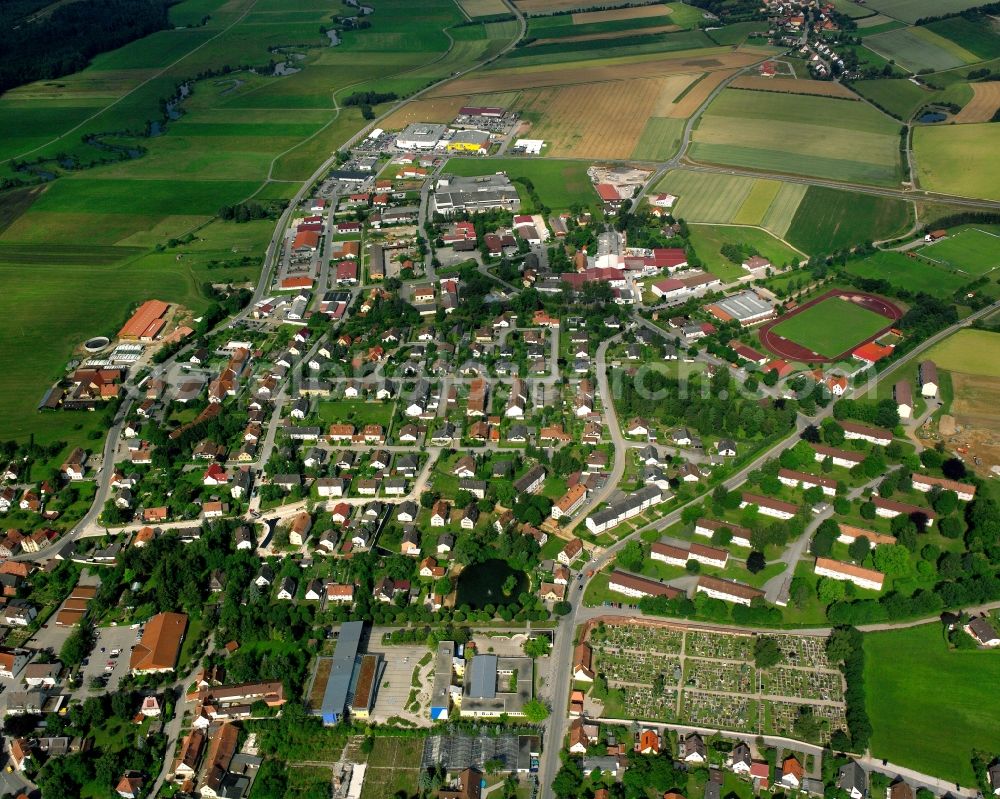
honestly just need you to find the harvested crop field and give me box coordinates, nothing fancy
[533,24,680,45]
[572,4,673,23]
[950,373,1000,428]
[954,82,1000,123]
[669,68,736,117]
[517,74,695,157]
[729,76,859,98]
[380,96,468,129]
[458,0,509,15]
[427,50,757,94]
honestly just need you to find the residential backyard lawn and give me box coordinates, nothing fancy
[864,623,1000,786]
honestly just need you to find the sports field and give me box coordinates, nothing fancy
[690,89,903,186]
[914,123,1000,201]
[442,157,595,210]
[917,227,1000,276]
[925,329,1000,377]
[865,623,1000,786]
[865,26,980,73]
[844,251,970,299]
[765,294,897,359]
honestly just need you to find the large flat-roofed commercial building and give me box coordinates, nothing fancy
[432,174,521,217]
[705,290,775,326]
[446,129,491,154]
[395,123,447,150]
[460,655,532,718]
[319,621,364,725]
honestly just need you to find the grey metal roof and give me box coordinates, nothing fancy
[321,621,364,721]
[468,654,497,699]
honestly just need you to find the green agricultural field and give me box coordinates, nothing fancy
[850,78,937,120]
[688,225,802,280]
[497,29,716,67]
[925,16,1000,61]
[917,226,1000,276]
[863,0,988,23]
[525,14,675,39]
[914,123,1000,201]
[658,171,759,224]
[690,89,903,186]
[731,179,781,226]
[784,186,912,253]
[865,623,1000,786]
[829,0,877,18]
[843,250,970,298]
[0,0,518,439]
[925,329,1000,377]
[769,296,892,357]
[442,157,595,211]
[631,117,685,160]
[760,183,808,239]
[865,26,980,72]
[705,21,768,45]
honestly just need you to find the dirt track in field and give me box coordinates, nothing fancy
[668,68,735,117]
[954,83,1000,123]
[729,75,859,99]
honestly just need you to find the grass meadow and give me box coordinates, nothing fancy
[690,89,904,186]
[769,297,891,357]
[843,250,970,298]
[631,117,685,160]
[864,623,1000,785]
[914,123,1000,200]
[687,225,803,280]
[925,329,1000,377]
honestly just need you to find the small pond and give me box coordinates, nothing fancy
[918,111,947,123]
[455,559,527,610]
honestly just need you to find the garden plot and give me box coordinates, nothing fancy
[681,691,758,731]
[760,667,844,702]
[684,629,754,660]
[684,658,754,693]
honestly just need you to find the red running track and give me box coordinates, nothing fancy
[757,289,903,364]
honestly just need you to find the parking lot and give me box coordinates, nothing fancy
[77,624,142,695]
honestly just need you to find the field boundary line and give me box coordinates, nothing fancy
[1,0,263,165]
